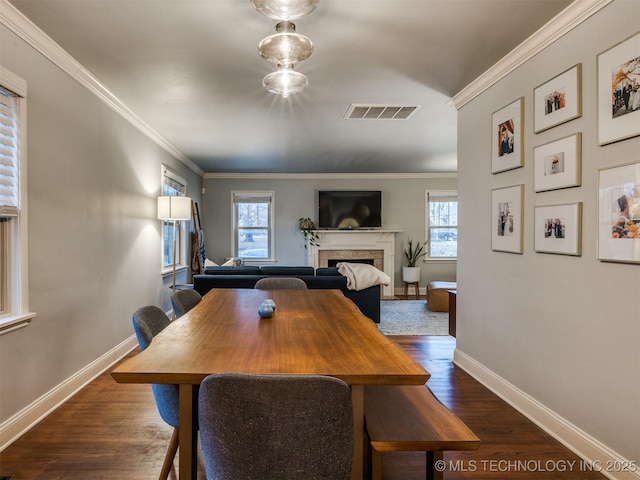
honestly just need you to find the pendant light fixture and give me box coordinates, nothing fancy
[262,65,308,97]
[258,21,313,67]
[251,0,318,97]
[250,0,318,21]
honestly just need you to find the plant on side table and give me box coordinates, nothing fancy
[402,238,427,282]
[299,217,320,249]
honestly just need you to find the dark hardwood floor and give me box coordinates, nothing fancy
[0,335,605,480]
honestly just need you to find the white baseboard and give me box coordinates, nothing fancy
[454,348,640,480]
[392,287,426,297]
[0,335,138,452]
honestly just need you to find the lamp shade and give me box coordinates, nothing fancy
[258,21,313,66]
[262,66,308,97]
[157,196,192,221]
[250,0,318,20]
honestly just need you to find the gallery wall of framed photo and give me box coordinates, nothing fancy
[490,30,639,264]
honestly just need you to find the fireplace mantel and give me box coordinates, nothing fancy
[307,230,401,297]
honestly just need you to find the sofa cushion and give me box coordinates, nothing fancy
[259,266,315,276]
[303,275,347,289]
[204,266,261,275]
[316,267,340,276]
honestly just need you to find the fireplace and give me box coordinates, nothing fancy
[327,258,373,267]
[319,249,384,271]
[307,230,400,297]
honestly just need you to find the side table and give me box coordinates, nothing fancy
[448,290,457,337]
[403,281,419,300]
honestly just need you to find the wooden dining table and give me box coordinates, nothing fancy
[112,288,430,480]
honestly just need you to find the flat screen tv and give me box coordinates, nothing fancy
[318,190,382,229]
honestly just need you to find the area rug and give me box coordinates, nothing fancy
[378,300,449,336]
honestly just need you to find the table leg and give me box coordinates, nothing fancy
[351,385,364,480]
[179,384,198,480]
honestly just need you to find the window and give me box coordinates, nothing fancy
[0,89,19,317]
[232,191,274,261]
[426,191,458,259]
[161,166,188,273]
[0,67,33,333]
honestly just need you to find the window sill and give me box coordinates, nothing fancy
[243,259,277,265]
[0,312,36,336]
[425,258,457,263]
[161,264,189,277]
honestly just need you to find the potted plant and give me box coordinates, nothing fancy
[402,238,427,282]
[298,217,320,249]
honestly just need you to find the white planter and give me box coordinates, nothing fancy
[402,266,421,283]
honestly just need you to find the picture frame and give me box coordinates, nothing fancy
[491,184,524,254]
[534,203,582,256]
[533,133,582,192]
[491,97,524,174]
[534,64,582,133]
[598,161,640,264]
[597,32,640,145]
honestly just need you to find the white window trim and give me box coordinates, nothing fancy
[425,190,458,262]
[0,66,35,335]
[160,165,189,276]
[231,190,275,262]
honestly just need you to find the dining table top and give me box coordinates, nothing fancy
[111,288,430,386]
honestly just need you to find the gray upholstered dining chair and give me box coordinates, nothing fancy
[198,373,354,480]
[131,305,181,480]
[254,277,308,290]
[170,288,202,318]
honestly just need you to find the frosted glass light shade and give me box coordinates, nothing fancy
[258,21,313,66]
[250,0,318,20]
[157,196,192,220]
[263,66,308,97]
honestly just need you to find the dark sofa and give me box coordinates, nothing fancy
[193,265,380,323]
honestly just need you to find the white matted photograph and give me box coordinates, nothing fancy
[534,64,582,133]
[534,133,581,192]
[491,98,524,174]
[534,203,582,256]
[598,161,640,264]
[491,184,524,254]
[597,32,640,145]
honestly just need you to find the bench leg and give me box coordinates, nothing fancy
[426,451,443,480]
[371,448,383,480]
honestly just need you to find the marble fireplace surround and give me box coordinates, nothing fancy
[307,230,401,297]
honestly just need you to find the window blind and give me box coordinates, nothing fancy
[163,168,186,196]
[428,190,457,203]
[233,192,273,204]
[0,90,18,217]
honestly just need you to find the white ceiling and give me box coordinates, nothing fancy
[8,0,574,174]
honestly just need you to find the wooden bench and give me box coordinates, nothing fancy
[364,384,480,480]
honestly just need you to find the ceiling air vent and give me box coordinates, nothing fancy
[344,104,420,120]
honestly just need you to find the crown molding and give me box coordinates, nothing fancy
[450,0,613,110]
[0,0,204,177]
[204,172,457,180]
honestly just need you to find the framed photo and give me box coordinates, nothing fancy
[534,133,581,192]
[491,97,524,174]
[534,64,582,133]
[491,184,524,254]
[598,161,640,264]
[597,32,640,145]
[534,203,582,256]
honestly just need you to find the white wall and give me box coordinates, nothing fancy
[0,25,201,428]
[456,0,639,464]
[201,175,457,290]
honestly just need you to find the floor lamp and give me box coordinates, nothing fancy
[158,196,192,293]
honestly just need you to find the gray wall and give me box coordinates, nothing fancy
[456,1,639,461]
[201,175,457,290]
[0,26,201,423]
